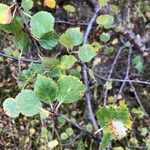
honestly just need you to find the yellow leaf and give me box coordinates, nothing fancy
[44,0,56,9]
[0,3,13,24]
[63,5,75,12]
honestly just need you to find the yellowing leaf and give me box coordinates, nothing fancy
[63,5,75,12]
[44,0,56,9]
[0,3,13,24]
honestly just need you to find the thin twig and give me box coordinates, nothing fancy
[117,46,132,98]
[81,5,101,138]
[103,45,126,105]
[0,52,40,63]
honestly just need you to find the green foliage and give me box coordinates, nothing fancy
[97,101,132,148]
[13,31,30,51]
[0,19,22,33]
[133,55,143,72]
[21,0,33,11]
[3,98,20,118]
[98,0,107,7]
[63,5,76,12]
[96,14,114,29]
[16,89,41,116]
[39,31,59,50]
[78,44,96,62]
[3,47,13,55]
[30,11,54,38]
[100,32,111,42]
[57,75,84,103]
[41,57,60,68]
[100,133,112,148]
[59,27,83,48]
[59,55,77,70]
[34,75,58,102]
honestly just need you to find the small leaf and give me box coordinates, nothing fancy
[59,55,77,70]
[91,42,101,52]
[3,98,20,118]
[66,127,74,136]
[44,0,56,9]
[30,11,54,38]
[16,89,41,116]
[59,27,83,48]
[41,57,60,68]
[3,47,13,55]
[104,47,114,55]
[96,14,114,29]
[133,55,143,72]
[61,132,68,140]
[63,5,76,12]
[104,81,112,90]
[48,139,59,149]
[39,31,59,50]
[13,31,30,51]
[21,0,33,11]
[0,3,13,24]
[34,74,58,102]
[110,4,120,14]
[78,44,96,62]
[98,0,107,7]
[100,32,111,42]
[40,108,50,119]
[57,75,84,103]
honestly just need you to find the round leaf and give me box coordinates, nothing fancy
[96,15,114,29]
[100,32,111,42]
[16,89,41,116]
[3,98,20,118]
[59,27,83,48]
[44,0,56,9]
[39,31,59,50]
[57,76,84,103]
[30,11,54,38]
[0,3,13,24]
[34,75,58,102]
[78,44,96,62]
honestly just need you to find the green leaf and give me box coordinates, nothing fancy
[104,81,112,90]
[34,74,58,102]
[21,0,33,11]
[3,98,20,118]
[61,132,68,140]
[57,76,84,103]
[59,33,74,48]
[96,15,114,29]
[66,127,74,136]
[100,133,112,148]
[59,27,83,48]
[133,55,143,72]
[30,11,54,38]
[59,55,77,69]
[97,101,132,148]
[78,44,96,62]
[110,4,120,14]
[100,32,110,42]
[16,89,41,116]
[40,108,50,119]
[3,47,13,55]
[0,19,22,33]
[98,0,107,7]
[13,31,30,51]
[63,5,76,12]
[39,31,59,50]
[41,57,60,68]
[104,46,114,55]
